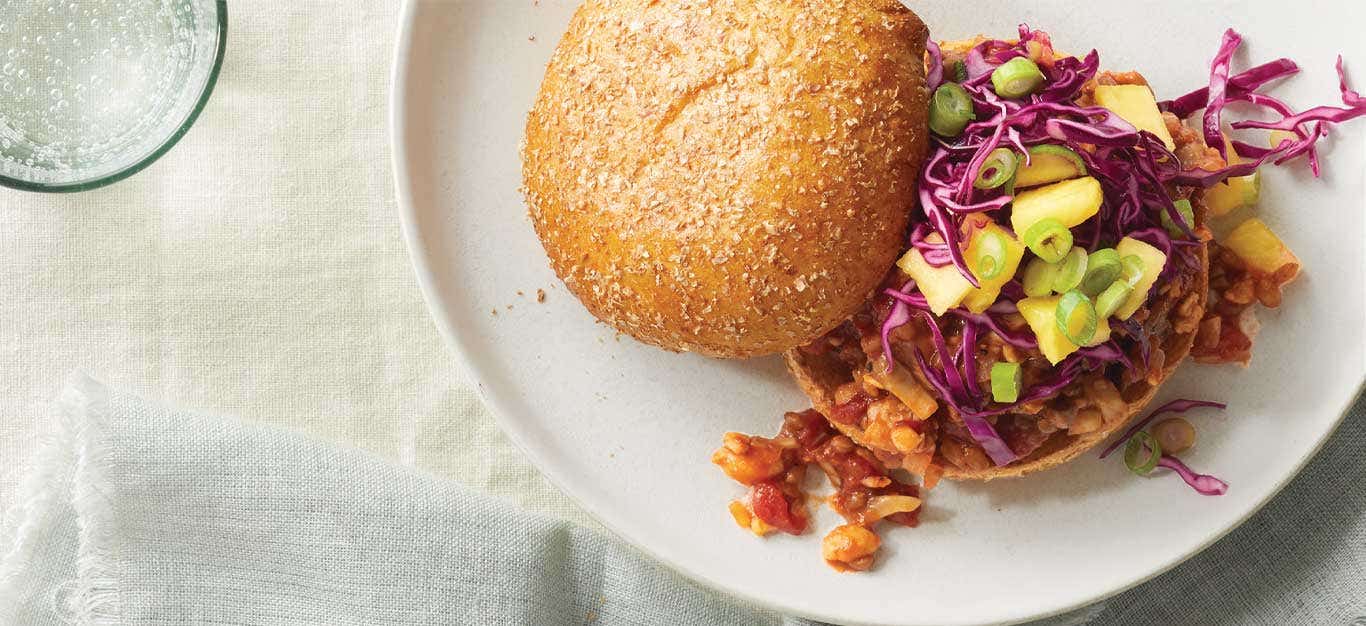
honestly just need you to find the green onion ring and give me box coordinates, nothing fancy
[973,230,1010,280]
[1054,289,1098,345]
[990,57,1046,99]
[989,362,1022,403]
[1124,431,1163,475]
[1021,257,1061,298]
[1095,280,1134,319]
[1161,198,1197,237]
[1051,247,1089,293]
[974,148,1019,190]
[928,83,975,137]
[1023,218,1072,263]
[1079,248,1122,296]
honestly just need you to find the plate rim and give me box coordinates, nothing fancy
[386,2,1364,624]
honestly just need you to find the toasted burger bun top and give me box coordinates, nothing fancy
[523,0,930,358]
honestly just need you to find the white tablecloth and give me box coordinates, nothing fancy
[3,5,1363,626]
[0,1,591,528]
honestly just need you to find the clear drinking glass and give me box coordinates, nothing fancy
[0,0,226,192]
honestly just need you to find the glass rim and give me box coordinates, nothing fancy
[0,0,229,194]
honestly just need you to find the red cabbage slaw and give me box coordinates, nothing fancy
[889,25,1190,465]
[1161,29,1366,187]
[881,25,1363,476]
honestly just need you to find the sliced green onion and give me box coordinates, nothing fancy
[1023,218,1072,263]
[1124,431,1163,475]
[973,148,1019,190]
[929,83,975,137]
[1022,257,1061,297]
[1095,280,1134,318]
[951,59,967,83]
[973,230,1010,280]
[1120,255,1146,287]
[989,362,1022,403]
[1050,247,1089,293]
[1160,198,1197,237]
[990,57,1046,99]
[1054,290,1097,345]
[1079,248,1121,296]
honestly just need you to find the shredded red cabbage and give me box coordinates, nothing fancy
[926,37,944,92]
[1163,31,1366,188]
[1203,29,1242,160]
[1160,59,1300,118]
[963,412,1019,466]
[1076,341,1131,369]
[1098,399,1227,459]
[879,282,915,374]
[1158,455,1229,496]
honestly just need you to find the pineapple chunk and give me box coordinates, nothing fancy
[1202,135,1261,217]
[1017,296,1113,365]
[1203,174,1260,217]
[1113,237,1168,320]
[1017,296,1074,364]
[1009,176,1104,238]
[1087,318,1113,347]
[896,248,973,316]
[961,222,1027,313]
[1224,218,1300,276]
[1015,145,1088,188]
[1094,84,1176,151]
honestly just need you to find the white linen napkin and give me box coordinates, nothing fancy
[0,375,789,625]
[1,375,1360,625]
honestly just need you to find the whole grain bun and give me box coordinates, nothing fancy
[522,0,930,358]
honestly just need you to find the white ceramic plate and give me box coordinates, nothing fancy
[390,2,1366,624]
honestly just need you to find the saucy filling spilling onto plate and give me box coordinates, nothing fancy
[717,24,1366,571]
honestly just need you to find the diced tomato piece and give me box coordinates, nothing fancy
[829,394,870,425]
[749,482,806,535]
[832,450,882,485]
[784,409,830,450]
